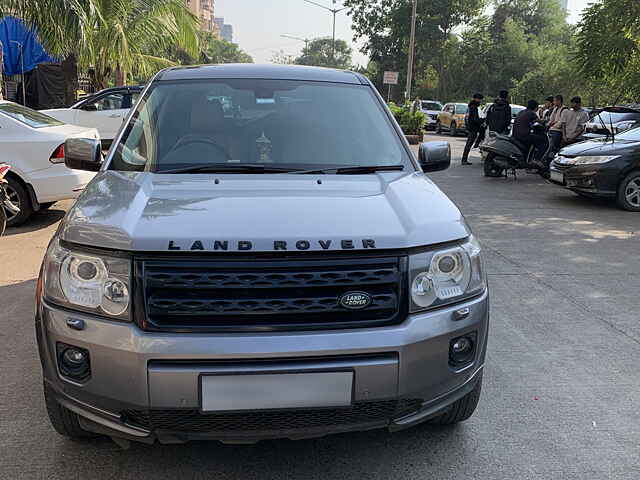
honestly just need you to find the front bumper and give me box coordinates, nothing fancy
[549,162,616,197]
[37,292,489,443]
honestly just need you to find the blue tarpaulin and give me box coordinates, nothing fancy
[0,16,58,76]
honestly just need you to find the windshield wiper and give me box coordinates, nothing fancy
[287,165,405,175]
[158,164,303,174]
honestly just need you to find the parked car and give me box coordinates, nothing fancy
[419,100,443,130]
[36,64,488,446]
[479,103,526,126]
[436,103,469,136]
[585,105,640,136]
[549,122,640,211]
[42,86,143,149]
[0,100,98,226]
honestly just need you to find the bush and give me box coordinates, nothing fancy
[388,102,426,135]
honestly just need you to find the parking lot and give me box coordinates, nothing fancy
[1,133,639,479]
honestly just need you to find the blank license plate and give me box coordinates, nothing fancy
[200,372,353,412]
[550,169,564,183]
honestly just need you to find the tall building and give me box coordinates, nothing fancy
[186,0,215,32]
[214,17,234,43]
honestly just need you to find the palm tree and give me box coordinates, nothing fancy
[1,0,199,89]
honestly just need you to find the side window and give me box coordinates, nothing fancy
[93,93,125,111]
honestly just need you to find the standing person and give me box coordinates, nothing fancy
[461,93,484,166]
[538,96,554,123]
[485,90,512,134]
[548,94,568,151]
[513,100,547,166]
[561,96,589,144]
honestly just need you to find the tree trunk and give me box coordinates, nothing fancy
[61,54,78,106]
[115,65,126,86]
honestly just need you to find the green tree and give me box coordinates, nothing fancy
[344,0,485,100]
[294,38,352,69]
[2,0,200,88]
[574,0,640,102]
[199,32,253,64]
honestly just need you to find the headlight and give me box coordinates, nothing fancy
[409,235,485,312]
[42,239,131,320]
[572,155,620,165]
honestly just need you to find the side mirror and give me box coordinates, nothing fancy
[65,138,102,172]
[418,141,451,172]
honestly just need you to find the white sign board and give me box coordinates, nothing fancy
[383,71,399,85]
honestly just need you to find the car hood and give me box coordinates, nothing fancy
[59,171,469,252]
[559,138,640,157]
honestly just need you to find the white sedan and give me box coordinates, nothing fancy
[42,86,143,149]
[0,100,98,226]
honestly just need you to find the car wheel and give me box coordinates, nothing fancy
[435,121,442,134]
[483,153,504,177]
[4,177,33,227]
[617,171,640,211]
[450,122,457,137]
[429,373,483,425]
[44,383,97,439]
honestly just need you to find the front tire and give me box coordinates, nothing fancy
[617,171,640,211]
[44,384,97,439]
[430,374,483,425]
[4,177,33,227]
[483,153,504,177]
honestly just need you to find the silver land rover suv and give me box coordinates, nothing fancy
[36,64,489,445]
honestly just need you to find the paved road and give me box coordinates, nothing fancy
[2,134,639,479]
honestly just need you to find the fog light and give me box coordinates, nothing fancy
[57,343,91,381]
[449,333,476,367]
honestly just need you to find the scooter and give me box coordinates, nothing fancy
[0,164,20,236]
[480,123,556,179]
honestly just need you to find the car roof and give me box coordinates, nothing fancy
[157,63,366,85]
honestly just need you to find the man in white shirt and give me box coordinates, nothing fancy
[561,96,589,144]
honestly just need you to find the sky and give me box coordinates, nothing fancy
[215,0,593,66]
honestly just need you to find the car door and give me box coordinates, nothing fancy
[439,104,452,128]
[74,90,135,142]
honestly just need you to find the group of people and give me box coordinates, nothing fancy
[460,90,590,166]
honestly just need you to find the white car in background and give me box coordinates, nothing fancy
[0,101,98,226]
[42,85,143,149]
[420,100,444,130]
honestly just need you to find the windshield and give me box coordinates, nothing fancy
[616,126,640,141]
[455,104,468,114]
[421,101,442,111]
[109,79,412,173]
[0,103,63,128]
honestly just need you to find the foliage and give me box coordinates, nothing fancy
[199,32,253,64]
[388,102,425,135]
[294,38,352,69]
[344,0,485,100]
[574,0,640,102]
[271,50,296,65]
[2,0,201,88]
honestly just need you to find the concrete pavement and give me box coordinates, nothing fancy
[1,133,639,479]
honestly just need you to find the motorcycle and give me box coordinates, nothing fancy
[480,123,555,179]
[0,164,20,236]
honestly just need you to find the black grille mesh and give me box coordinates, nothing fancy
[122,400,422,434]
[138,257,405,331]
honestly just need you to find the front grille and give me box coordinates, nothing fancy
[121,400,422,434]
[136,256,406,332]
[429,114,438,120]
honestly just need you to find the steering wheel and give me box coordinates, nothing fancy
[167,135,232,161]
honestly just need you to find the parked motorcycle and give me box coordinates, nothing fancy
[480,123,555,179]
[0,164,20,236]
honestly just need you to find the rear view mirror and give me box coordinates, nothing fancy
[418,141,451,172]
[65,138,102,172]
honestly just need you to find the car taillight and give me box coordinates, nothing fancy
[0,164,10,179]
[50,144,65,164]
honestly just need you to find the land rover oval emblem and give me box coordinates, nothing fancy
[339,292,372,310]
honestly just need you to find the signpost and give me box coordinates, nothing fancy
[383,71,399,102]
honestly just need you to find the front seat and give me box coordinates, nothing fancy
[170,98,231,159]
